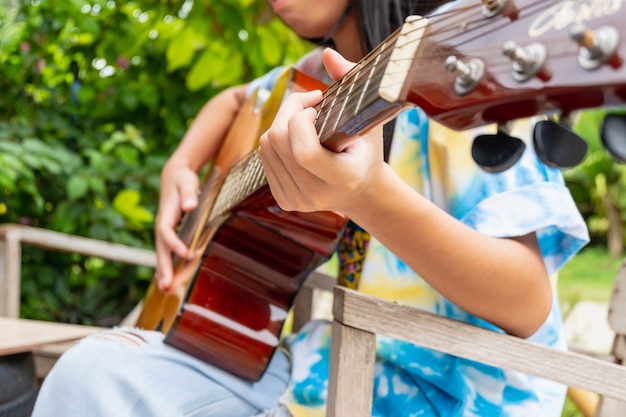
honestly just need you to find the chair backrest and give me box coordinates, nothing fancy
[595,260,626,416]
[607,260,626,359]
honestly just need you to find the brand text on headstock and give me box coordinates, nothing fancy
[529,0,622,38]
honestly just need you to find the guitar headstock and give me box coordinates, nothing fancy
[388,0,626,131]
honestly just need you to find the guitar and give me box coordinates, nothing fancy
[137,0,626,381]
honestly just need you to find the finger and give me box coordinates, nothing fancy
[155,236,174,291]
[259,130,295,210]
[259,90,322,194]
[264,109,334,211]
[156,204,189,259]
[322,48,358,81]
[177,172,200,212]
[288,107,328,174]
[273,90,323,126]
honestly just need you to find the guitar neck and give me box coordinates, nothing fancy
[210,150,266,221]
[211,0,626,219]
[315,17,428,152]
[209,21,429,219]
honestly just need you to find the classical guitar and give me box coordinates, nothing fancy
[137,0,626,381]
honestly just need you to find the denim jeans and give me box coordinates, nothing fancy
[32,328,290,417]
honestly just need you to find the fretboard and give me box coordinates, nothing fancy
[206,15,427,222]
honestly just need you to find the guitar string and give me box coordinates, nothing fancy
[207,0,594,221]
[205,1,482,216]
[315,1,540,124]
[320,1,589,124]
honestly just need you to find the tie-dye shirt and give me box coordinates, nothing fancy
[247,48,589,417]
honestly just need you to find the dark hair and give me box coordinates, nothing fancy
[352,0,451,159]
[354,0,451,53]
[309,1,451,53]
[306,1,452,158]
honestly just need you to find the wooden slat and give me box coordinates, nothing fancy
[0,224,156,319]
[608,260,626,334]
[327,320,376,417]
[302,270,336,292]
[332,287,626,401]
[0,317,101,355]
[0,234,21,318]
[292,286,315,333]
[0,224,156,267]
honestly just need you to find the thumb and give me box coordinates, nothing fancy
[322,48,358,81]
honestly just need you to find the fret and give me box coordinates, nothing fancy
[378,15,428,102]
[317,78,342,141]
[330,63,361,135]
[209,151,266,223]
[205,16,427,224]
[355,53,381,118]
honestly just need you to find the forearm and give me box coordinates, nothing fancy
[345,164,552,338]
[166,84,249,173]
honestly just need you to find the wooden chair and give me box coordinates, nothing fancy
[325,261,626,417]
[0,223,157,378]
[4,223,624,416]
[0,223,332,380]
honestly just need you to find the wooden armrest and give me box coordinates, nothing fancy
[331,286,626,401]
[0,223,156,318]
[0,317,101,356]
[302,271,336,292]
[292,271,336,332]
[0,224,156,265]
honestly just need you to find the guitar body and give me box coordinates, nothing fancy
[166,187,345,380]
[137,68,347,381]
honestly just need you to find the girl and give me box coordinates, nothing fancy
[32,1,588,416]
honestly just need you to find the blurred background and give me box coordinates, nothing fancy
[1,2,625,415]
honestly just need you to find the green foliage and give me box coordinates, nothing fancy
[558,245,620,317]
[0,0,312,324]
[564,108,626,248]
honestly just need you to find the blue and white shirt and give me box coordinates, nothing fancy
[248,47,589,417]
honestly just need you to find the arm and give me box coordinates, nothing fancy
[156,84,248,290]
[258,49,550,338]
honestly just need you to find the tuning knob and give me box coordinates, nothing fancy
[472,129,526,173]
[481,0,509,18]
[570,24,620,70]
[601,113,626,163]
[502,41,547,82]
[533,120,588,169]
[445,56,484,96]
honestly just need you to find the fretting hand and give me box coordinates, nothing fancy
[258,48,386,216]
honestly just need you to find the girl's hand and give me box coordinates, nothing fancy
[154,161,199,291]
[258,49,386,215]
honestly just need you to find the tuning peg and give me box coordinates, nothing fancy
[601,113,626,163]
[533,120,588,169]
[481,0,518,19]
[570,24,620,70]
[472,130,526,173]
[481,0,507,17]
[502,41,548,82]
[444,56,484,96]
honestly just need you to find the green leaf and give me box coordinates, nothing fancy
[67,175,89,201]
[166,26,201,72]
[214,51,243,85]
[186,46,216,91]
[88,176,107,196]
[258,26,282,66]
[112,189,154,225]
[121,92,139,110]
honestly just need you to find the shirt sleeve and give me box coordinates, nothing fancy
[445,119,590,275]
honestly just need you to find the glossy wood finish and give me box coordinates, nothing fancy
[402,0,626,129]
[167,187,345,380]
[137,69,348,381]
